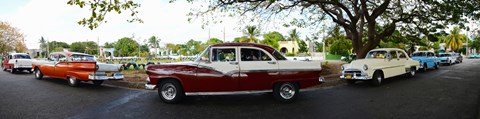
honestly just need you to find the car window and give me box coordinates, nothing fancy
[390,51,398,59]
[212,48,236,62]
[70,54,96,62]
[398,51,407,58]
[440,54,450,57]
[241,48,272,61]
[14,54,31,59]
[195,46,210,62]
[412,52,425,57]
[428,52,435,57]
[366,51,388,59]
[272,51,287,60]
[8,55,12,59]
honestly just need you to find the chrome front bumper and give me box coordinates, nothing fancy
[340,69,372,80]
[88,73,124,80]
[145,83,156,90]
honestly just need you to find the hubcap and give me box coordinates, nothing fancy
[377,75,382,83]
[279,84,295,99]
[411,69,415,76]
[161,83,176,100]
[35,70,40,78]
[69,78,76,85]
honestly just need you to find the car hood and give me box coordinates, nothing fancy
[343,59,380,70]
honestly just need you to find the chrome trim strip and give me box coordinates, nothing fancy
[185,90,272,96]
[375,65,404,70]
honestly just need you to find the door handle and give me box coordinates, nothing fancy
[268,61,276,64]
[229,62,238,65]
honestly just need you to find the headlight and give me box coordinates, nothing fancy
[340,65,345,70]
[363,64,368,70]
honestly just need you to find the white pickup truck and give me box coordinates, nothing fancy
[2,53,33,74]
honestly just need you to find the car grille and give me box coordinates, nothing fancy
[344,70,362,77]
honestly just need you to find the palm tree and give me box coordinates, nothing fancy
[445,27,466,52]
[242,25,261,43]
[148,36,160,57]
[288,29,300,41]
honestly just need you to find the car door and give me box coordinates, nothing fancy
[238,47,278,91]
[426,52,435,68]
[397,50,411,74]
[196,47,240,92]
[383,50,401,78]
[42,54,58,77]
[2,55,11,69]
[54,54,69,78]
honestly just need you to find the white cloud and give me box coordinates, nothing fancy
[4,0,321,50]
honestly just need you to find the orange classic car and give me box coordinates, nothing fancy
[32,52,124,86]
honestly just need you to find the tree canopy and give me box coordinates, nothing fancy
[261,31,284,49]
[70,41,98,54]
[115,37,139,56]
[206,38,223,45]
[1,21,27,54]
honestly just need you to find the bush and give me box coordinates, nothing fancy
[285,53,296,56]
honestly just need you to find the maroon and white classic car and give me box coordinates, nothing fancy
[145,43,324,103]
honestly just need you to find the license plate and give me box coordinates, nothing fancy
[345,75,352,79]
[106,72,113,76]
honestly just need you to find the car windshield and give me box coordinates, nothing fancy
[366,51,388,59]
[70,54,96,62]
[412,52,426,57]
[195,46,210,62]
[439,54,451,57]
[14,54,31,59]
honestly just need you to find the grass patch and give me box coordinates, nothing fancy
[326,54,343,60]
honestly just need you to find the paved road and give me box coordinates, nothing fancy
[1,59,480,119]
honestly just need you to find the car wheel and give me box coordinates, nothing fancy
[158,79,184,103]
[11,67,16,74]
[346,80,356,85]
[68,77,80,87]
[34,68,43,80]
[434,63,439,69]
[273,82,299,103]
[92,80,104,86]
[407,67,416,77]
[370,71,383,86]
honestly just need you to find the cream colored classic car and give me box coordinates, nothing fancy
[340,48,420,86]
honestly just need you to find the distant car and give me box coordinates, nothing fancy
[411,51,440,71]
[438,53,456,65]
[1,53,33,74]
[452,53,463,63]
[32,52,124,86]
[468,54,480,59]
[145,43,324,103]
[340,48,420,86]
[286,53,312,61]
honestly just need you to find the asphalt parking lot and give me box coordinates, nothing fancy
[1,59,479,119]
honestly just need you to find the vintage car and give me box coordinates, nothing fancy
[286,53,312,61]
[340,48,420,86]
[410,51,440,71]
[32,52,124,86]
[145,43,324,103]
[1,53,33,74]
[438,53,456,65]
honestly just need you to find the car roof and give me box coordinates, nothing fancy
[9,53,29,55]
[370,48,404,52]
[413,51,434,53]
[50,52,91,56]
[210,43,276,53]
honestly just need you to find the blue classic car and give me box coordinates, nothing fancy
[411,51,439,71]
[439,53,456,65]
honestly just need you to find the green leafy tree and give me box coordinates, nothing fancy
[330,39,352,56]
[114,37,139,57]
[298,39,308,53]
[242,25,261,43]
[207,38,223,45]
[70,41,98,54]
[185,39,203,55]
[445,27,467,52]
[314,41,323,52]
[67,0,143,30]
[165,43,178,55]
[287,29,300,41]
[103,42,116,48]
[48,41,70,52]
[261,31,284,49]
